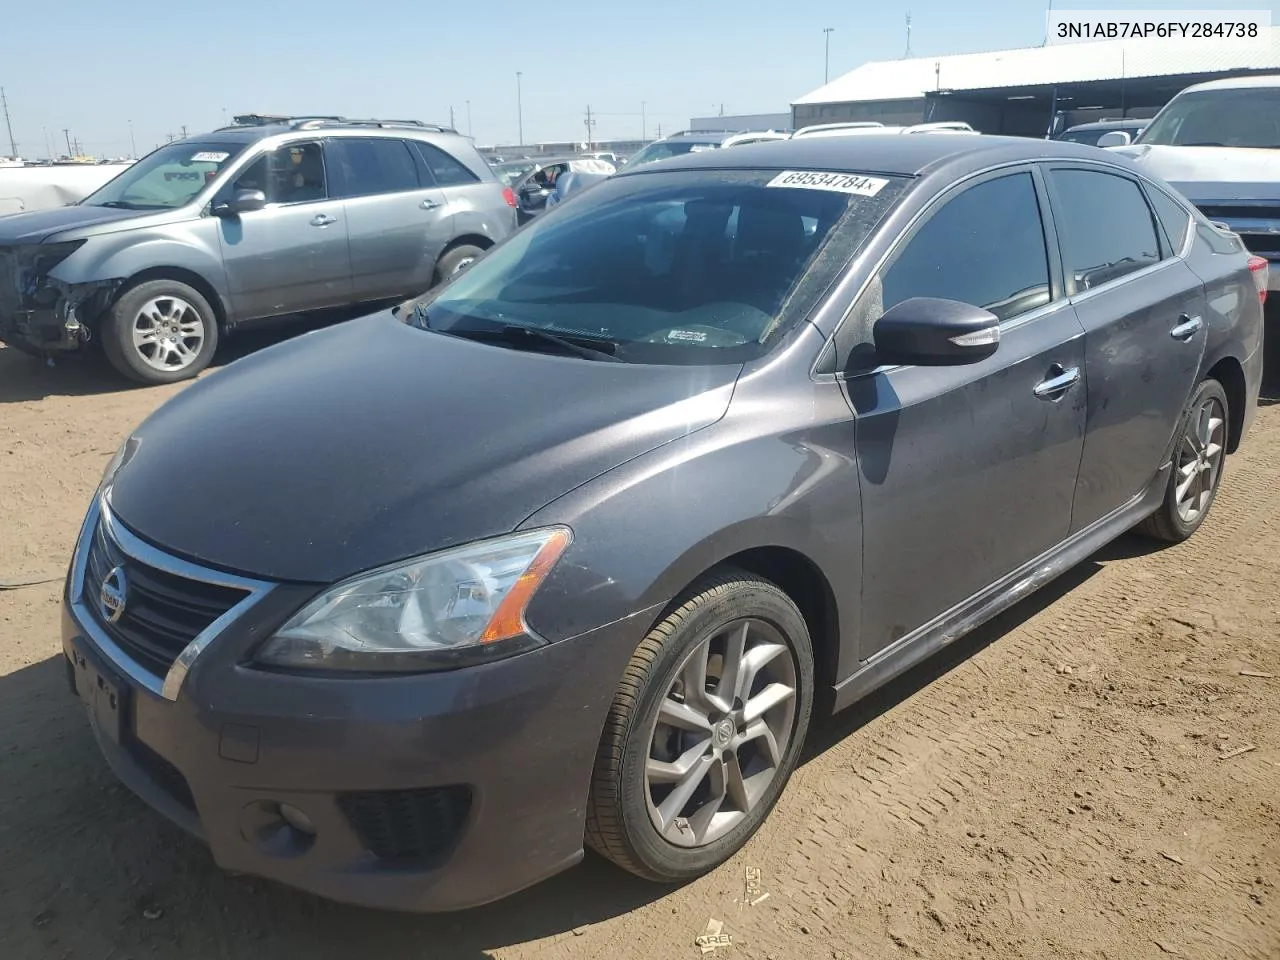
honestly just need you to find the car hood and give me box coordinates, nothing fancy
[1107,144,1280,201]
[0,204,147,243]
[107,311,739,584]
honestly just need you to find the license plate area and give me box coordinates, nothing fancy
[70,641,131,744]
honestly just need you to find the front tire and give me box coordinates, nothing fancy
[101,279,218,385]
[586,569,814,882]
[1137,377,1229,543]
[434,245,485,284]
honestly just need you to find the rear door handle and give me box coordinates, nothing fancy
[310,214,337,227]
[420,198,442,211]
[1034,364,1081,400]
[1170,314,1203,341]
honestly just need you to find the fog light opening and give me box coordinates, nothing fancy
[278,803,316,836]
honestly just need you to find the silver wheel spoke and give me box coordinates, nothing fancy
[647,737,712,784]
[736,719,783,766]
[655,755,713,831]
[716,622,749,707]
[1175,462,1198,502]
[658,697,712,733]
[722,751,751,811]
[738,642,787,702]
[742,682,795,725]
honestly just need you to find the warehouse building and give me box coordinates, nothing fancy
[792,28,1280,137]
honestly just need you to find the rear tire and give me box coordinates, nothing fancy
[1136,378,1229,543]
[101,279,218,385]
[586,569,814,882]
[434,245,485,285]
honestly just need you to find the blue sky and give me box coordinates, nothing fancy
[1,0,1275,155]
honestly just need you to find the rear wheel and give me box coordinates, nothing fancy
[1137,378,1229,543]
[101,279,218,385]
[434,245,485,284]
[586,570,814,882]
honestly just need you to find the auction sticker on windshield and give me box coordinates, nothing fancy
[767,171,889,196]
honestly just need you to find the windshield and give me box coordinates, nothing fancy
[406,168,909,365]
[622,140,721,170]
[82,140,248,209]
[1137,88,1280,148]
[495,160,537,186]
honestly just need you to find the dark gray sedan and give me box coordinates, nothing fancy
[62,135,1265,911]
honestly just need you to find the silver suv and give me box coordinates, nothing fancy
[0,114,516,383]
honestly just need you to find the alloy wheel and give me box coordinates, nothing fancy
[1174,393,1226,524]
[644,618,798,848]
[131,296,206,372]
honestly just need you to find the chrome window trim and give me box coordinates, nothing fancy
[69,495,275,702]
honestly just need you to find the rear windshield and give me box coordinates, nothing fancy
[1138,87,1280,149]
[81,141,248,210]
[407,168,910,365]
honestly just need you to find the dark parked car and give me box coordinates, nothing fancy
[0,115,517,384]
[63,135,1264,911]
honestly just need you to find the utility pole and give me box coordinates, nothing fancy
[180,124,188,139]
[641,101,646,140]
[823,27,835,84]
[904,13,912,58]
[0,88,16,159]
[449,105,455,130]
[129,119,137,158]
[516,71,524,147]
[466,100,472,137]
[584,105,595,150]
[63,128,72,156]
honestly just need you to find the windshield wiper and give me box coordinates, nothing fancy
[93,200,137,209]
[454,323,621,362]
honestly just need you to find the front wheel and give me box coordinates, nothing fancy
[101,279,218,385]
[586,569,814,882]
[434,245,485,284]
[1137,377,1230,543]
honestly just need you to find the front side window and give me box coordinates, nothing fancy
[881,172,1052,322]
[81,141,248,210]
[328,138,419,198]
[1138,87,1280,149]
[407,169,910,364]
[1049,169,1161,292]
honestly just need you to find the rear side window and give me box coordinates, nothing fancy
[882,172,1052,322]
[412,141,480,186]
[1146,186,1193,253]
[328,138,420,198]
[1049,169,1161,292]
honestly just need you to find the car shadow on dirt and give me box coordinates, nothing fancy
[0,304,395,404]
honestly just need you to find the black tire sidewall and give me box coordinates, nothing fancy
[1160,378,1230,540]
[616,580,814,880]
[102,280,218,384]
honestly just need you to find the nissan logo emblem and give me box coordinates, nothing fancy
[99,565,128,624]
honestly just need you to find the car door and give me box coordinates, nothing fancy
[326,137,449,301]
[1043,166,1207,534]
[843,168,1088,658]
[214,140,352,320]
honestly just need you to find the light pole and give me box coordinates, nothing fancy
[466,100,472,137]
[824,27,835,84]
[516,71,524,147]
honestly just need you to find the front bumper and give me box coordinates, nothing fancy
[62,572,658,912]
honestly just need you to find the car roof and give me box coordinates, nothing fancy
[1181,73,1280,93]
[616,134,1121,179]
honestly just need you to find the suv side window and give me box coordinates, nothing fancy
[1049,169,1161,292]
[223,141,327,205]
[881,172,1052,323]
[327,138,420,198]
[1145,185,1193,253]
[412,141,479,186]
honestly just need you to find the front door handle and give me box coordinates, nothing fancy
[420,198,442,211]
[1170,314,1203,341]
[310,214,337,227]
[1034,364,1081,400]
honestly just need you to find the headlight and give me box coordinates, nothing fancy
[255,527,572,673]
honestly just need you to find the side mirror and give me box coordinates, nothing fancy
[873,297,1001,367]
[212,188,267,217]
[1096,131,1132,147]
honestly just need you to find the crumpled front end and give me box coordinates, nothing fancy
[0,242,118,355]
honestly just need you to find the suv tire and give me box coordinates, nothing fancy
[435,245,485,284]
[586,569,814,882]
[101,279,219,385]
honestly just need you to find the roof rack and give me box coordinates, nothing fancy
[219,114,457,134]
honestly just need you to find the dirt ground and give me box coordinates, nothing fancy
[1,328,1277,960]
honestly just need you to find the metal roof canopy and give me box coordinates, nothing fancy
[794,29,1280,106]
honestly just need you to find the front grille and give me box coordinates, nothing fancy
[83,517,247,678]
[1239,233,1280,256]
[337,786,472,863]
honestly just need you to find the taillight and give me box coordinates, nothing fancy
[1247,255,1268,305]
[502,186,516,207]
